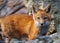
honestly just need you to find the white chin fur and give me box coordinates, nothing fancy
[34,21,41,27]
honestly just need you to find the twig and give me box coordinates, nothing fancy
[7,4,25,15]
[0,0,7,11]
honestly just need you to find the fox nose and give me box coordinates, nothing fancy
[41,23,44,26]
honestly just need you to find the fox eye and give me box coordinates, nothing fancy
[37,17,40,19]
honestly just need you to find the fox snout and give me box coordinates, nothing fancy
[38,20,50,27]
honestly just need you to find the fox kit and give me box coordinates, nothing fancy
[0,4,52,40]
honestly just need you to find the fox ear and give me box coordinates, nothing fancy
[32,5,39,14]
[44,3,51,13]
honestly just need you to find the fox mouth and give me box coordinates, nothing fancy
[38,21,50,36]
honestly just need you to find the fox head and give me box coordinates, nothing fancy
[32,4,51,29]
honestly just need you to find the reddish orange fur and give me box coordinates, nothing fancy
[0,10,51,40]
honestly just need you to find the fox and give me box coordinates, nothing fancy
[0,4,52,40]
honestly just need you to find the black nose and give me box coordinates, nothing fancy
[41,23,43,26]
